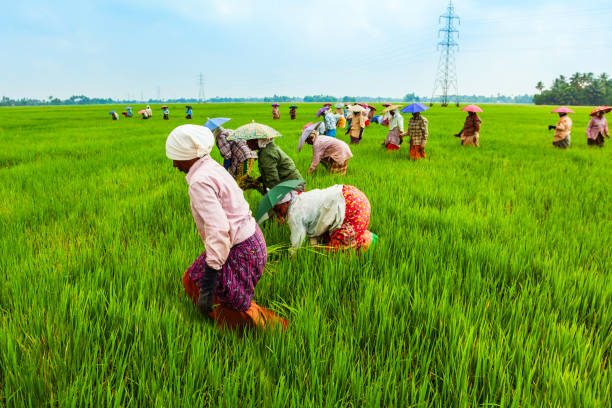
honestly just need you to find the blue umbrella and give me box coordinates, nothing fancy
[204,117,231,130]
[401,103,430,114]
[109,111,116,114]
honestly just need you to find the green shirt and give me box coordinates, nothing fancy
[258,142,303,192]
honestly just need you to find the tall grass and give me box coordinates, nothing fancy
[1,104,610,406]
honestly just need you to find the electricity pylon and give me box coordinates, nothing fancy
[431,1,460,107]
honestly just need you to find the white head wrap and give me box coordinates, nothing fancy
[258,138,275,149]
[277,190,298,205]
[165,124,214,160]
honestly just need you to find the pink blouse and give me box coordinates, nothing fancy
[186,156,256,269]
[309,136,353,172]
[586,116,609,140]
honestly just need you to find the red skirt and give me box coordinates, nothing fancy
[328,185,374,251]
[410,145,426,160]
[386,143,400,151]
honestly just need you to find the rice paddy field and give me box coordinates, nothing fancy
[1,103,611,407]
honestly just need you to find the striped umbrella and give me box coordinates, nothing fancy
[227,121,283,141]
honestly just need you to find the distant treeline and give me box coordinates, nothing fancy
[1,92,534,107]
[427,94,534,104]
[534,73,611,106]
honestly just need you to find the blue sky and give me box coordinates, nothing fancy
[2,0,611,100]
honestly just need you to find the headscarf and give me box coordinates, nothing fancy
[165,124,214,160]
[277,190,298,205]
[212,126,223,138]
[389,109,404,132]
[308,129,319,142]
[258,138,274,149]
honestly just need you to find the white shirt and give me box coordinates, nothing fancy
[287,185,346,248]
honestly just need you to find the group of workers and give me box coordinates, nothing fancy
[166,116,378,331]
[111,105,195,120]
[550,106,610,148]
[148,100,612,332]
[273,101,483,161]
[274,101,610,153]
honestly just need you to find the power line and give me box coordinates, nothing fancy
[431,1,460,107]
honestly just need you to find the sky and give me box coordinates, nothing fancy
[2,0,611,100]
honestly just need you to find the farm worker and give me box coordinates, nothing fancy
[346,105,366,144]
[246,137,304,195]
[334,103,347,128]
[109,111,119,120]
[337,114,347,129]
[300,125,353,175]
[455,112,481,147]
[548,107,573,149]
[381,103,392,126]
[213,125,259,189]
[586,106,610,147]
[289,105,297,120]
[318,107,338,137]
[272,104,280,120]
[141,106,152,119]
[383,108,404,151]
[162,106,169,120]
[165,124,287,330]
[185,105,193,119]
[406,111,429,160]
[122,107,132,118]
[367,106,377,122]
[272,184,377,253]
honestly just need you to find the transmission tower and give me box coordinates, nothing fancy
[198,73,206,102]
[431,1,460,107]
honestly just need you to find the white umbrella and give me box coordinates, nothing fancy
[298,122,320,152]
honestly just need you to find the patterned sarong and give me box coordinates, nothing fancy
[329,185,373,251]
[587,133,605,147]
[409,144,426,160]
[187,225,266,312]
[182,225,288,330]
[461,132,479,147]
[553,136,570,149]
[321,157,348,175]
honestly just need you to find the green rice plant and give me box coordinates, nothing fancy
[0,103,610,407]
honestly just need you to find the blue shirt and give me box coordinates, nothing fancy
[323,111,337,131]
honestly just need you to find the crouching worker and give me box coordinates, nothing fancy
[212,124,259,190]
[299,123,353,175]
[166,124,287,330]
[245,134,304,195]
[271,184,377,253]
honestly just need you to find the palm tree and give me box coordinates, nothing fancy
[536,82,545,93]
[570,72,583,89]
